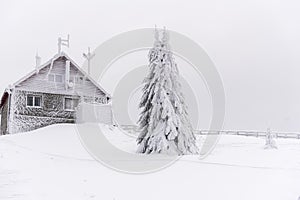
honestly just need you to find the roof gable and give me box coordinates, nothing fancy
[0,52,110,109]
[13,52,110,97]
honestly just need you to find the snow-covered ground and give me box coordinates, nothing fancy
[0,124,300,200]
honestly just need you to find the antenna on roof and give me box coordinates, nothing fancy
[58,34,70,54]
[83,47,95,75]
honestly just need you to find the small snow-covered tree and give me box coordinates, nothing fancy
[264,128,277,149]
[137,28,199,155]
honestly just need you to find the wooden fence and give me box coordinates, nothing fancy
[120,125,300,139]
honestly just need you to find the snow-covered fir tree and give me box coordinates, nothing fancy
[137,27,199,155]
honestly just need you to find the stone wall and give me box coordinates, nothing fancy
[10,90,77,133]
[0,97,9,135]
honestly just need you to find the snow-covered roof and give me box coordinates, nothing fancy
[0,52,111,109]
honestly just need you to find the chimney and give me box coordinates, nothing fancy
[65,60,70,89]
[35,53,41,72]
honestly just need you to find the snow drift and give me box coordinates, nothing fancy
[0,124,300,200]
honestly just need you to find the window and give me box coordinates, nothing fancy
[34,96,41,106]
[55,75,63,83]
[64,98,79,110]
[27,95,41,107]
[75,76,84,84]
[27,96,33,106]
[48,74,63,83]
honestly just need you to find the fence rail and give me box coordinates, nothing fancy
[120,125,300,139]
[195,130,300,139]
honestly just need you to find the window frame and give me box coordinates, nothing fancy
[64,97,79,111]
[48,73,64,83]
[75,76,84,84]
[26,94,42,108]
[55,74,63,83]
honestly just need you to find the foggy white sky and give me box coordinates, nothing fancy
[1,0,300,131]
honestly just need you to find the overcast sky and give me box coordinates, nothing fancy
[1,0,300,131]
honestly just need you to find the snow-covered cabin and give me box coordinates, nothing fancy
[0,52,112,135]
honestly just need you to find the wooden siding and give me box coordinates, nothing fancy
[15,57,107,100]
